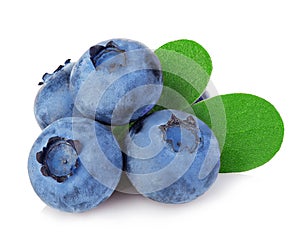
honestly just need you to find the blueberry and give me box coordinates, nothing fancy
[28,117,123,212]
[124,109,220,204]
[70,39,163,125]
[34,59,78,129]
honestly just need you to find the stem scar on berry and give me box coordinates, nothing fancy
[159,114,201,153]
[89,41,126,68]
[40,59,72,85]
[36,136,82,183]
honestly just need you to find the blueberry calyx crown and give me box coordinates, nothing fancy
[160,114,202,153]
[36,136,81,183]
[40,59,71,85]
[89,41,125,68]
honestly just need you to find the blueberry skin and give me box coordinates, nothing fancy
[34,60,78,129]
[70,39,163,125]
[125,109,220,204]
[28,117,122,212]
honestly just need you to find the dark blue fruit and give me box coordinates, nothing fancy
[34,59,77,129]
[70,39,163,125]
[125,109,220,204]
[28,117,123,212]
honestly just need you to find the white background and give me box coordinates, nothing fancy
[1,0,299,241]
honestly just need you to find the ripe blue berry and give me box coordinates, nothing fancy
[28,117,123,212]
[34,59,77,129]
[70,39,163,125]
[124,109,220,204]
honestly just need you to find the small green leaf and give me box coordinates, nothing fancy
[154,39,212,106]
[111,123,132,152]
[192,93,284,173]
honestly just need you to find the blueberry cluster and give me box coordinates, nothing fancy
[28,39,220,213]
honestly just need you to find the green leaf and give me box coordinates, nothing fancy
[154,39,212,106]
[192,93,284,173]
[111,123,132,152]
